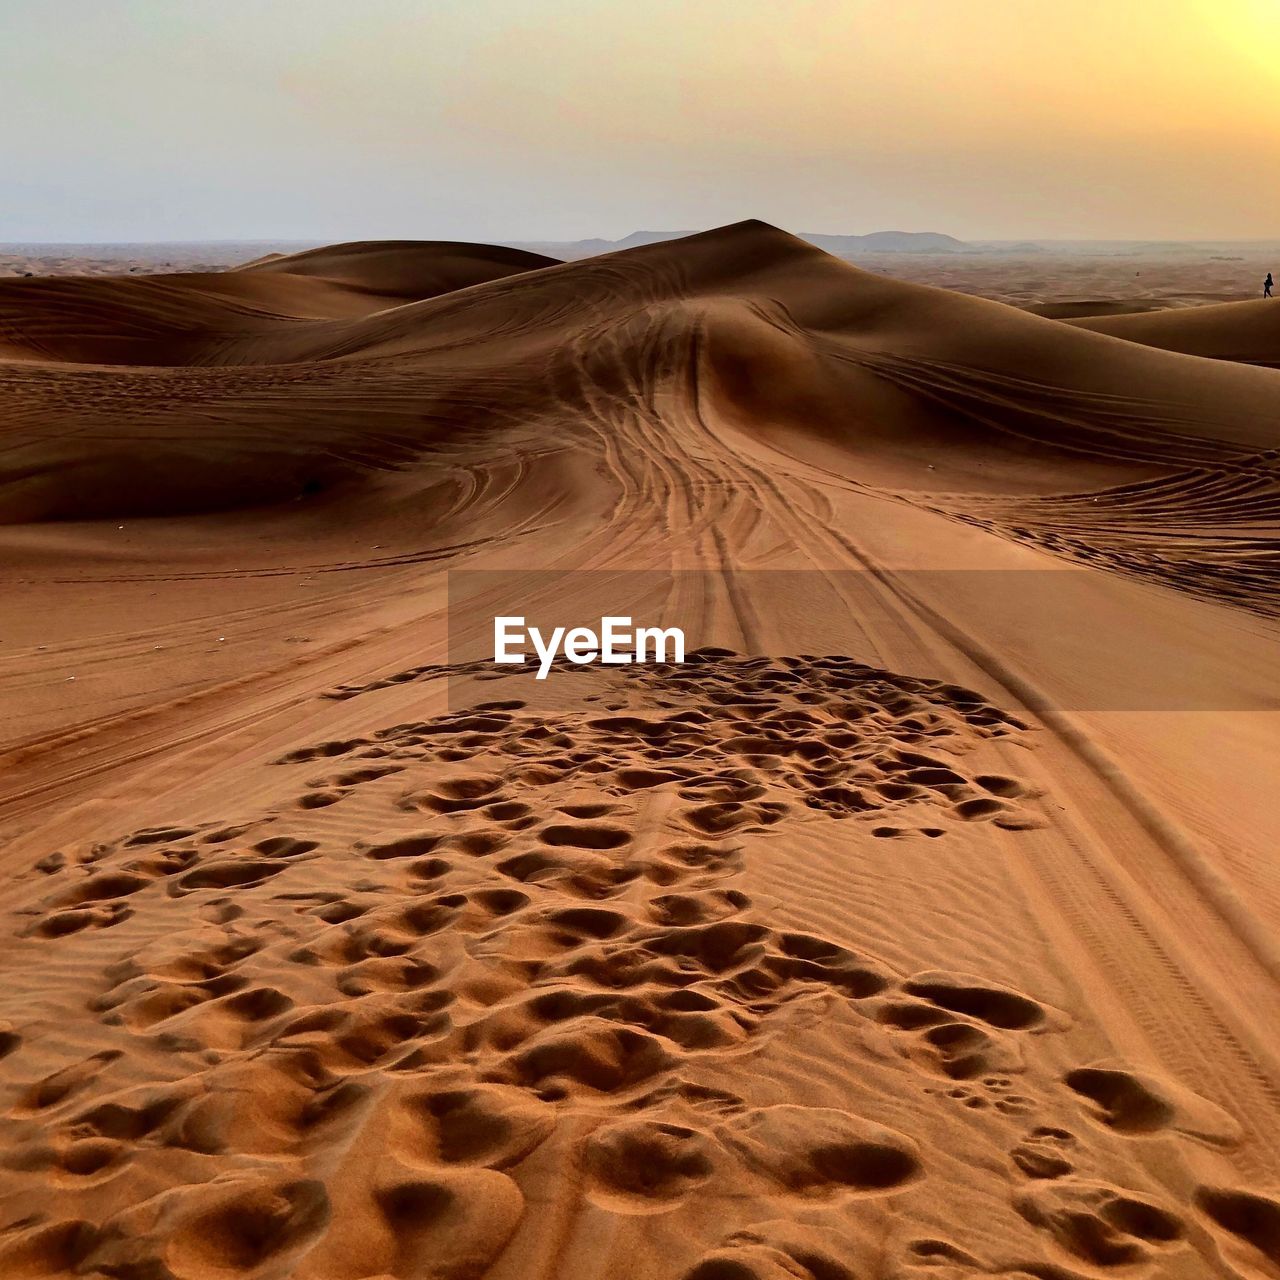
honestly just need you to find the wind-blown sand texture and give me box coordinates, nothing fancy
[1,223,1278,1280]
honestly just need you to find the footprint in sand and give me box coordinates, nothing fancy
[901,970,1065,1032]
[143,1175,332,1280]
[1064,1060,1241,1148]
[399,1083,556,1170]
[583,1115,717,1212]
[717,1104,921,1199]
[680,1220,860,1280]
[361,1166,524,1280]
[0,1219,104,1279]
[1010,1125,1078,1179]
[1015,1178,1185,1269]
[1196,1185,1280,1267]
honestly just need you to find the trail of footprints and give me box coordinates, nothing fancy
[0,653,1266,1279]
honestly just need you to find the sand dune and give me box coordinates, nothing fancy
[2,223,1279,1280]
[1068,298,1280,367]
[240,239,562,300]
[0,240,559,367]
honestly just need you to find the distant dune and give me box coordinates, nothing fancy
[1066,297,1280,367]
[240,239,561,299]
[0,239,561,367]
[508,227,968,259]
[1,222,1279,1280]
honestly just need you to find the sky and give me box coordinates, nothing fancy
[3,0,1279,244]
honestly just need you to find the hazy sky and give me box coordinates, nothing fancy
[3,0,1278,243]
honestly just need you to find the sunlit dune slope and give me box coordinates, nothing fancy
[240,238,561,298]
[0,239,562,366]
[1067,297,1280,367]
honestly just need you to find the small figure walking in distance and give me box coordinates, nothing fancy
[1266,271,1274,298]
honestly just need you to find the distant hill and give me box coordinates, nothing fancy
[506,228,969,260]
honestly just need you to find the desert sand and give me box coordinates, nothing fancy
[1,223,1278,1279]
[0,244,316,280]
